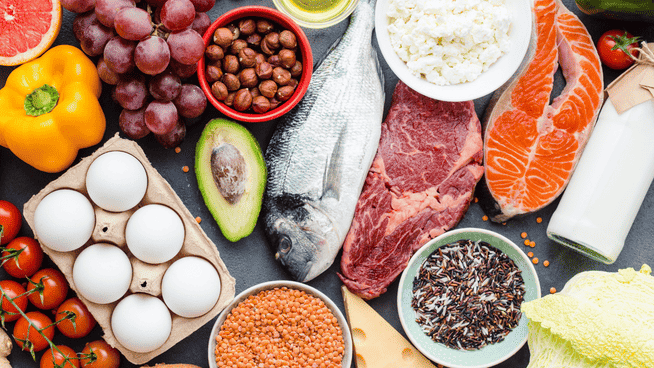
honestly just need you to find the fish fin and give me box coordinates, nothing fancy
[321,127,347,201]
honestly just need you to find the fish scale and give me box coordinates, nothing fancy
[263,0,385,282]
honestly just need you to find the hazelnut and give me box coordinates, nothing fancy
[276,85,295,101]
[269,97,281,109]
[255,62,273,79]
[222,73,241,91]
[233,88,253,111]
[278,49,296,69]
[258,80,277,99]
[213,28,233,48]
[239,18,256,36]
[272,67,291,86]
[205,44,225,61]
[250,87,261,98]
[239,68,258,88]
[223,55,240,74]
[238,47,257,68]
[263,32,280,51]
[252,95,271,113]
[211,81,229,101]
[246,33,262,47]
[267,54,281,67]
[224,92,236,106]
[205,64,223,83]
[227,23,240,40]
[290,61,303,77]
[230,39,248,55]
[279,30,297,49]
[254,53,266,65]
[287,78,299,89]
[256,19,274,34]
[209,59,222,70]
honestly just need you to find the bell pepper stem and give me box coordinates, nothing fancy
[24,84,59,117]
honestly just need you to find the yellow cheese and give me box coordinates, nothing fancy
[341,286,439,368]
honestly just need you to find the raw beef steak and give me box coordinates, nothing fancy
[338,81,484,299]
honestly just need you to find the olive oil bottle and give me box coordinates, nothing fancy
[274,0,356,28]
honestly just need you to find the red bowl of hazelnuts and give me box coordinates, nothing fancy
[198,6,313,123]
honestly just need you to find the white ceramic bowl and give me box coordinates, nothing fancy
[375,0,533,102]
[397,228,541,368]
[208,280,353,368]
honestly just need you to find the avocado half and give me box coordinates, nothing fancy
[195,118,266,242]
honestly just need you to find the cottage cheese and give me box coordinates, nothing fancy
[387,0,511,85]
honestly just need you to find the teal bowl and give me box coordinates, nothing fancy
[397,228,541,368]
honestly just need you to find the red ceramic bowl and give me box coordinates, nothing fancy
[198,6,313,123]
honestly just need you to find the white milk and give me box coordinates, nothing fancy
[547,98,654,264]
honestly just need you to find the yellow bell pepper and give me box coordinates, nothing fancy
[0,45,105,173]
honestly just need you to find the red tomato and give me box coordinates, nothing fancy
[597,30,641,70]
[80,340,120,368]
[56,297,97,339]
[2,237,44,278]
[27,268,69,310]
[0,280,28,322]
[0,200,21,245]
[13,311,56,352]
[40,345,80,368]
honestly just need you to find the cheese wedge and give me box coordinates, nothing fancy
[341,286,439,368]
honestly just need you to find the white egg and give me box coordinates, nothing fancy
[111,294,172,353]
[125,204,184,264]
[33,189,95,252]
[86,151,148,212]
[162,256,221,318]
[73,243,132,304]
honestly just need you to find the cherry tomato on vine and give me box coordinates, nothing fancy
[56,297,96,339]
[2,236,44,278]
[13,311,55,352]
[597,30,641,70]
[0,200,21,245]
[80,340,120,368]
[0,280,28,322]
[40,345,80,368]
[27,268,69,310]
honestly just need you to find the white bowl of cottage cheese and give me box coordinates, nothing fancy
[376,0,532,102]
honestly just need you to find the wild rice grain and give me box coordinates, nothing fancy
[411,239,525,351]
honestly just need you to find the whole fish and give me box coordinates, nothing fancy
[262,0,385,282]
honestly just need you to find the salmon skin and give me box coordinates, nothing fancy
[479,0,603,222]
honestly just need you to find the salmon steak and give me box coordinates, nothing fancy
[479,0,603,222]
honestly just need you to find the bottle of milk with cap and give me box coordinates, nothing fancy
[547,57,654,264]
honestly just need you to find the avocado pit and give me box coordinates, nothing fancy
[211,143,247,204]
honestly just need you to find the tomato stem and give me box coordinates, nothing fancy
[609,31,641,61]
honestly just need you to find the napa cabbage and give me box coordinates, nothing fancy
[521,265,654,368]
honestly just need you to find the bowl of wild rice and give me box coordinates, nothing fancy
[208,280,352,368]
[397,228,541,368]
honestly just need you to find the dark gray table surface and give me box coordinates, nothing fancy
[1,0,653,367]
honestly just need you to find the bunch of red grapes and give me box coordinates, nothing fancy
[63,0,212,148]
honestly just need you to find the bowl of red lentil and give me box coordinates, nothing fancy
[208,280,352,368]
[397,228,541,368]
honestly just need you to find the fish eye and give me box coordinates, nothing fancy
[278,235,292,253]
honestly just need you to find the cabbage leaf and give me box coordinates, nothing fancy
[522,265,654,368]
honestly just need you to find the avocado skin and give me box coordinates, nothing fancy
[195,118,266,242]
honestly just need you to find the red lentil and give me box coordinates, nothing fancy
[524,239,530,246]
[182,165,190,172]
[482,215,488,221]
[532,257,539,265]
[175,147,181,153]
[195,216,202,223]
[543,260,550,267]
[527,252,534,258]
[520,232,527,239]
[549,287,556,294]
[536,217,543,223]
[215,287,345,368]
[529,240,536,247]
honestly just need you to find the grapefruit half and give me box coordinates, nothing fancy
[0,0,62,66]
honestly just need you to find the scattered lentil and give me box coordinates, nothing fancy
[529,240,536,248]
[543,260,550,267]
[549,287,556,294]
[182,166,190,172]
[175,147,181,153]
[474,197,478,203]
[482,215,489,221]
[215,287,345,368]
[524,239,530,246]
[411,239,525,351]
[195,216,202,223]
[532,257,539,265]
[527,252,534,258]
[520,232,527,239]
[536,217,543,223]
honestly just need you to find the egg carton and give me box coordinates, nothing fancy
[23,134,236,365]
